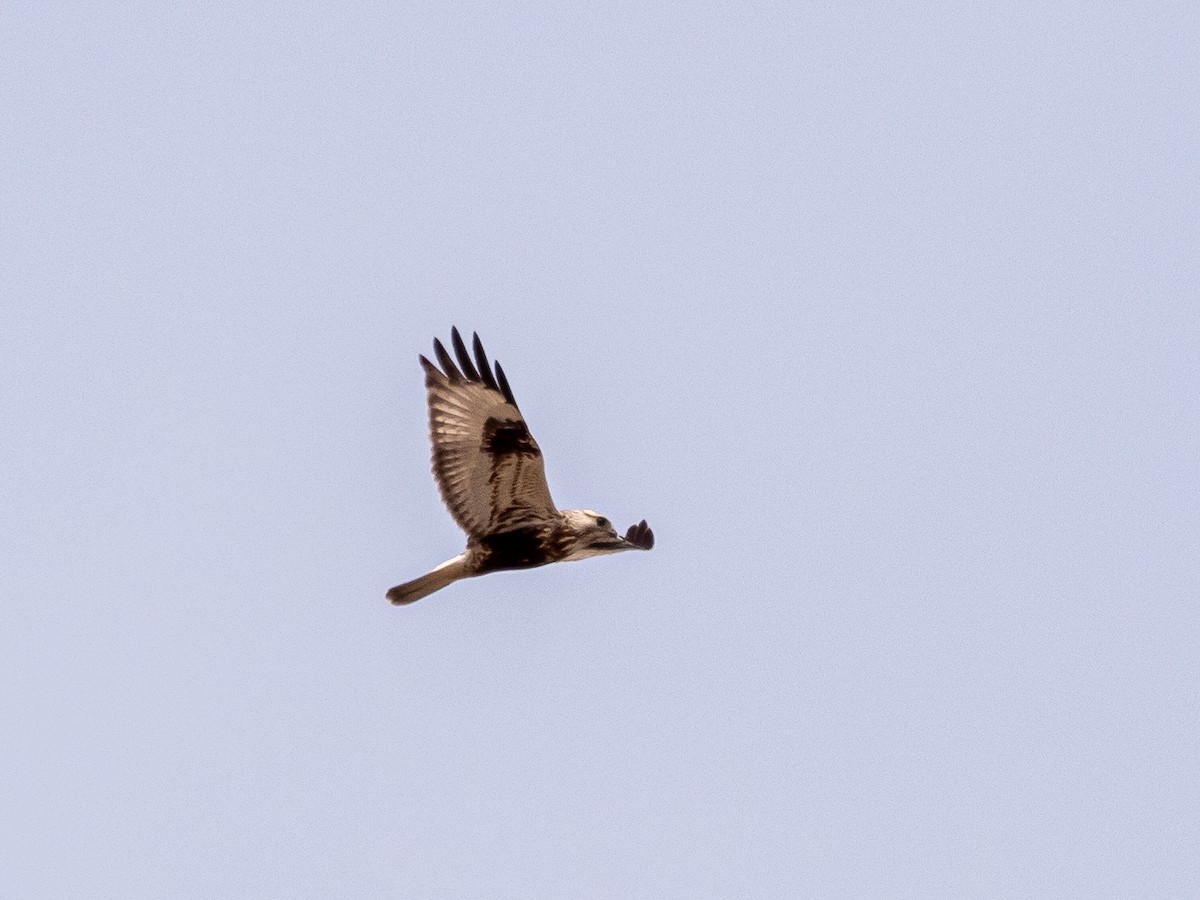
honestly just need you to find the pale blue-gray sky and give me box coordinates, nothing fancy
[3,2,1197,897]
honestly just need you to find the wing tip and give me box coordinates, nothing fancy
[425,330,518,408]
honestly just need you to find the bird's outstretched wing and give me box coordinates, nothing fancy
[421,328,558,539]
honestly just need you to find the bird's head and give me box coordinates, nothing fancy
[559,509,655,561]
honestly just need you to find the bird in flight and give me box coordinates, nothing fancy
[387,328,654,605]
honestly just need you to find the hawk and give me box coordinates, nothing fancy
[387,328,654,605]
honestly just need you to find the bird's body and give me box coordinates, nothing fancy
[387,329,653,605]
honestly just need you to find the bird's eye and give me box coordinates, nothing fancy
[596,517,609,529]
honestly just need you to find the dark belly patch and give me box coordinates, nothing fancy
[479,527,551,571]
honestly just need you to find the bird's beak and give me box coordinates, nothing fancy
[623,519,654,550]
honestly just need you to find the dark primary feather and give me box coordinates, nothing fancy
[494,361,517,409]
[451,327,480,381]
[473,332,500,394]
[433,338,461,382]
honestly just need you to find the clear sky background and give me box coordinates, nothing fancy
[3,2,1197,897]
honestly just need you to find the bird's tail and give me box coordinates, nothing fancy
[387,554,470,605]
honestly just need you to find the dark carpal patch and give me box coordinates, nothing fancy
[478,527,551,571]
[482,417,540,457]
